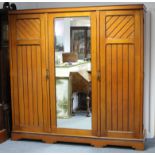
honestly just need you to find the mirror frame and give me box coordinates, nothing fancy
[48,12,98,137]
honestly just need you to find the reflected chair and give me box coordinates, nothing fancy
[69,70,91,117]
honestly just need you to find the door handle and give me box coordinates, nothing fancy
[97,71,101,81]
[46,69,49,80]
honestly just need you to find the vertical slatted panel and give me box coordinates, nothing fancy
[104,44,137,132]
[106,45,112,130]
[27,46,34,126]
[129,45,135,131]
[22,46,29,126]
[36,46,43,127]
[117,44,123,131]
[111,44,118,131]
[10,14,50,132]
[16,45,45,130]
[41,42,48,131]
[100,10,143,139]
[105,44,135,133]
[122,44,129,131]
[104,44,136,133]
[17,46,24,126]
[31,46,38,127]
[11,45,19,127]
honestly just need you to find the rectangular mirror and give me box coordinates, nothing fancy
[54,17,92,130]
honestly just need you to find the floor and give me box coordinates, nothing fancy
[0,139,155,153]
[57,111,91,129]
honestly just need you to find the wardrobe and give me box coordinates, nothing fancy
[9,4,145,150]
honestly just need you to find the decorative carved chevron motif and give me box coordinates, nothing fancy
[17,19,40,40]
[106,15,135,39]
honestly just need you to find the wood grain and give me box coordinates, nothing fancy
[9,14,50,132]
[9,4,144,15]
[100,10,143,139]
[9,5,144,148]
[117,44,123,131]
[11,132,145,150]
[48,12,97,136]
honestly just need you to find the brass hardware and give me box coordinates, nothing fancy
[97,71,101,81]
[46,69,49,80]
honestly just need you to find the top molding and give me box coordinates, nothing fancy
[9,4,145,15]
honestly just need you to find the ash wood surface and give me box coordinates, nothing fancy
[9,14,50,133]
[9,4,144,15]
[9,4,144,150]
[11,131,145,150]
[48,11,98,136]
[100,10,144,139]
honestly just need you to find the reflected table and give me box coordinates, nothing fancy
[56,61,91,118]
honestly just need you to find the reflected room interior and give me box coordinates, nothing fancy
[54,17,92,130]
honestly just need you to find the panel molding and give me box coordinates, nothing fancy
[9,14,50,133]
[100,10,143,139]
[16,18,41,41]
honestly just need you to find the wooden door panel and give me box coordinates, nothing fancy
[48,12,98,136]
[100,11,143,138]
[104,44,135,132]
[9,14,50,132]
[16,45,44,129]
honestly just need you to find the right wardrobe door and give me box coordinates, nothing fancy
[100,10,144,139]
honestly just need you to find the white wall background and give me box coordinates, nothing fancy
[0,2,154,138]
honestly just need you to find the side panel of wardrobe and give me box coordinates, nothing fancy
[9,14,51,133]
[100,10,144,139]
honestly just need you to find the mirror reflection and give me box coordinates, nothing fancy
[55,17,91,129]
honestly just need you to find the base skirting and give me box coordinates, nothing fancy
[11,131,145,150]
[0,129,7,143]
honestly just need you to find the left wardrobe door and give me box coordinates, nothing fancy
[9,14,51,133]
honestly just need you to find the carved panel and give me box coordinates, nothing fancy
[17,19,40,40]
[106,15,134,39]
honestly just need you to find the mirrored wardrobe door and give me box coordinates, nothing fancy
[48,12,98,135]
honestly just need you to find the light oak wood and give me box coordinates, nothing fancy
[16,40,40,45]
[9,4,145,15]
[90,12,98,136]
[48,11,98,136]
[99,10,144,140]
[11,131,144,150]
[9,14,50,133]
[9,4,144,150]
[96,10,101,137]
